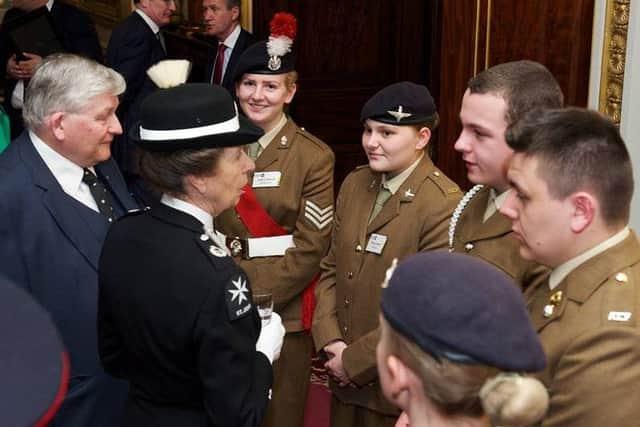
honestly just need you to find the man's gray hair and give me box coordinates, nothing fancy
[23,53,126,130]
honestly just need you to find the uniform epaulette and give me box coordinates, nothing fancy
[426,168,461,197]
[295,126,330,151]
[601,268,637,326]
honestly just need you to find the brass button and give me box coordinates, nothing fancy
[615,272,629,283]
[434,171,441,177]
[355,244,363,252]
[549,291,563,304]
[464,242,474,251]
[543,304,554,317]
[348,272,354,279]
[344,298,350,306]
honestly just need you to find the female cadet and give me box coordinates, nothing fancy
[215,13,335,427]
[312,82,462,427]
[377,252,549,427]
[98,81,285,427]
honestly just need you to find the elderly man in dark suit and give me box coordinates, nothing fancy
[106,0,175,203]
[202,0,256,94]
[0,0,102,139]
[0,53,138,427]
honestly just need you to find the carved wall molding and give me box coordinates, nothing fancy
[598,0,630,124]
[241,0,252,32]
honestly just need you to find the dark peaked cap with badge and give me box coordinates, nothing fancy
[381,252,546,372]
[361,81,438,126]
[0,276,69,426]
[130,83,263,152]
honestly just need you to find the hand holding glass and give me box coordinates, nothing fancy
[253,289,273,324]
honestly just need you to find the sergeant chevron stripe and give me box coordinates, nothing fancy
[305,200,333,230]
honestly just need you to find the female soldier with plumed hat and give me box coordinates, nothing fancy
[215,13,335,427]
[377,252,548,427]
[312,82,461,427]
[97,68,285,427]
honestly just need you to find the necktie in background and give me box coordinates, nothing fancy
[212,43,227,85]
[82,168,115,223]
[156,31,166,53]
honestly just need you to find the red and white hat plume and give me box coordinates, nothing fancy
[266,12,297,71]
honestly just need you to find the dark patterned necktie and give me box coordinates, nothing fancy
[82,168,115,223]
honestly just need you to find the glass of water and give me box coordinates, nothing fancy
[253,289,273,324]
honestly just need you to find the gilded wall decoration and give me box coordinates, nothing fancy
[599,0,631,125]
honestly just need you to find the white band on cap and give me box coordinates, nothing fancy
[140,107,241,141]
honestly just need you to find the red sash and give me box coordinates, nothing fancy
[236,184,318,331]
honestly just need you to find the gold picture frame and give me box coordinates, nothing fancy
[598,0,631,125]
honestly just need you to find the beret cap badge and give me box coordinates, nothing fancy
[387,105,413,123]
[268,56,282,71]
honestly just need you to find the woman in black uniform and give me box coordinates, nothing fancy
[98,83,285,427]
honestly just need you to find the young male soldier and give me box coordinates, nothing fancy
[450,60,563,289]
[500,108,640,426]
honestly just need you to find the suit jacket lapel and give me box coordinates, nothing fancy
[150,202,203,234]
[367,155,432,234]
[255,119,296,171]
[527,233,640,332]
[151,203,227,270]
[95,159,138,213]
[360,173,381,240]
[564,234,640,304]
[458,187,512,242]
[222,30,250,89]
[19,135,106,270]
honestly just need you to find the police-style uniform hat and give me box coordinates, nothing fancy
[232,12,297,81]
[381,252,545,372]
[130,83,264,152]
[361,81,437,125]
[0,276,69,426]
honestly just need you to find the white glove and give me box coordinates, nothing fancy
[256,312,285,364]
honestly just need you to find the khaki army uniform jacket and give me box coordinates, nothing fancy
[312,155,461,415]
[450,186,547,290]
[526,233,640,427]
[216,119,335,332]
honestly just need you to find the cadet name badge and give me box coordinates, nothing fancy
[252,171,281,188]
[366,233,388,254]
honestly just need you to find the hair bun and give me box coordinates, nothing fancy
[480,373,549,426]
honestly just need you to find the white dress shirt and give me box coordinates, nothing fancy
[215,24,241,82]
[30,131,99,212]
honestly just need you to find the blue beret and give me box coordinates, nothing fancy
[360,81,437,125]
[0,276,68,425]
[381,252,545,372]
